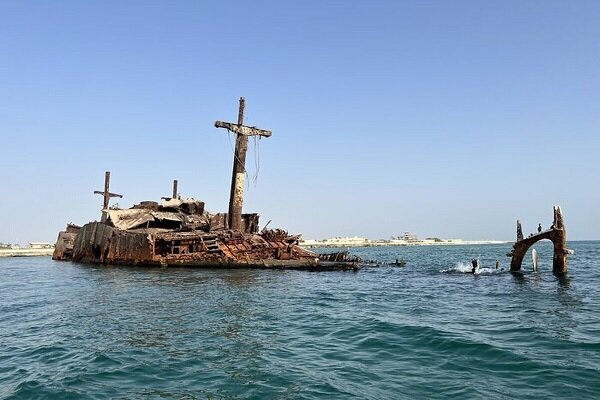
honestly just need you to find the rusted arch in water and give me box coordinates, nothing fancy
[508,206,569,275]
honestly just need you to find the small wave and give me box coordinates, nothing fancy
[7,379,80,399]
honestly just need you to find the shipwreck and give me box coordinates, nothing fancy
[53,98,359,270]
[507,205,572,275]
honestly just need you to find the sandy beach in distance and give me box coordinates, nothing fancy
[0,248,54,257]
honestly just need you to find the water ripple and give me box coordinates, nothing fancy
[1,243,599,398]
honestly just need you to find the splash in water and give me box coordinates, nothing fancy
[441,260,502,275]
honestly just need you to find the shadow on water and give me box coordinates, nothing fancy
[67,261,265,289]
[512,270,572,290]
[510,269,581,341]
[554,275,579,340]
[557,273,571,290]
[511,271,526,284]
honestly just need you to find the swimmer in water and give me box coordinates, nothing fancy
[471,258,478,273]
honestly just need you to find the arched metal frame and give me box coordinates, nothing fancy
[508,206,569,275]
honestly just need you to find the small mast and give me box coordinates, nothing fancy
[161,179,179,200]
[215,97,272,231]
[93,171,122,222]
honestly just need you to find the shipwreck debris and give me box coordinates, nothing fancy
[507,206,572,275]
[532,248,538,272]
[391,258,407,267]
[318,251,362,263]
[52,224,81,261]
[52,98,359,271]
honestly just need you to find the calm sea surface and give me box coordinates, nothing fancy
[1,241,599,399]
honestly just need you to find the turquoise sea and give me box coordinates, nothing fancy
[1,241,599,399]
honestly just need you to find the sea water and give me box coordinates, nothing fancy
[1,241,599,399]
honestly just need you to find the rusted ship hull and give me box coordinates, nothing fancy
[53,221,359,271]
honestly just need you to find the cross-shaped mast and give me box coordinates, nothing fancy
[215,97,272,231]
[94,171,123,222]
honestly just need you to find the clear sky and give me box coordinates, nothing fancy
[0,0,598,243]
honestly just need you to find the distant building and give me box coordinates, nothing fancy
[28,242,54,249]
[394,232,418,242]
[405,232,418,241]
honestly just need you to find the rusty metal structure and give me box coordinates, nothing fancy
[53,98,358,270]
[507,206,571,274]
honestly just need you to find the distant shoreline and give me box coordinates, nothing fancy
[0,249,54,258]
[300,240,510,249]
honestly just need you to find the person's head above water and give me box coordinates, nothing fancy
[471,258,478,272]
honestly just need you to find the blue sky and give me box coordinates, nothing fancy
[0,0,598,243]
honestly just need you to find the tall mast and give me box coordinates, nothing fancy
[215,97,272,231]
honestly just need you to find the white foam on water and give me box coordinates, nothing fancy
[441,260,503,274]
[441,261,473,273]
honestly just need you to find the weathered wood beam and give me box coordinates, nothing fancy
[214,121,272,138]
[93,171,123,222]
[228,98,248,231]
[94,172,123,207]
[93,191,123,199]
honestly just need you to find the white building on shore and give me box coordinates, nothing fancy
[29,242,54,249]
